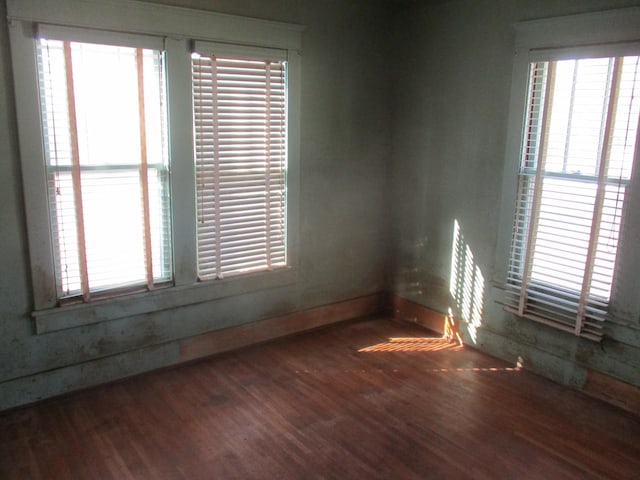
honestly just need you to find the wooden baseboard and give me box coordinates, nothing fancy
[389,295,462,342]
[178,293,385,362]
[390,295,640,417]
[583,369,640,417]
[390,295,447,334]
[0,294,385,412]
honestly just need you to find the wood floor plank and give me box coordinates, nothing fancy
[2,316,640,479]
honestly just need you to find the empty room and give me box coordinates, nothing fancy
[1,0,640,478]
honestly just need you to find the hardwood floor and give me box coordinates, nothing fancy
[2,317,640,479]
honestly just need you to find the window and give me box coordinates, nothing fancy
[37,36,172,302]
[192,44,288,279]
[8,0,301,332]
[497,9,640,341]
[505,55,640,340]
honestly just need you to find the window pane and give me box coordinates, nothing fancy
[49,171,81,295]
[39,40,73,168]
[530,177,595,292]
[591,184,626,300]
[72,43,142,166]
[81,170,146,291]
[609,56,640,179]
[544,58,612,176]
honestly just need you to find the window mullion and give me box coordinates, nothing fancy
[575,57,623,334]
[135,48,155,290]
[518,61,556,316]
[63,41,90,302]
[165,37,197,286]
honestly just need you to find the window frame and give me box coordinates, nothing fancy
[36,32,174,301]
[495,7,640,337]
[7,0,303,333]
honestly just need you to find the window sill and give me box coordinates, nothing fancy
[32,267,298,334]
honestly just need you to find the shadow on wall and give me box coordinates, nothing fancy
[450,219,485,345]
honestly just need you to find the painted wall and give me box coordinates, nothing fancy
[3,0,639,411]
[390,0,640,389]
[0,0,393,409]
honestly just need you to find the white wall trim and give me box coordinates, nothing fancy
[514,7,640,50]
[33,268,298,334]
[8,0,305,50]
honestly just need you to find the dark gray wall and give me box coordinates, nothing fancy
[390,0,640,389]
[0,0,393,409]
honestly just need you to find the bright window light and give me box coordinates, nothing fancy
[506,55,640,339]
[37,39,172,300]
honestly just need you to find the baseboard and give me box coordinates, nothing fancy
[389,295,447,333]
[7,292,637,416]
[0,293,385,412]
[390,294,640,417]
[389,295,462,343]
[583,369,640,417]
[178,293,385,362]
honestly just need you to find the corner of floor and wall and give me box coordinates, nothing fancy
[1,286,639,416]
[388,294,640,418]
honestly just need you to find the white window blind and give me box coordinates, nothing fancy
[506,55,640,340]
[37,38,172,302]
[192,50,287,280]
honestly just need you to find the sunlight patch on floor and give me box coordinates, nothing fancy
[429,366,521,373]
[358,337,464,353]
